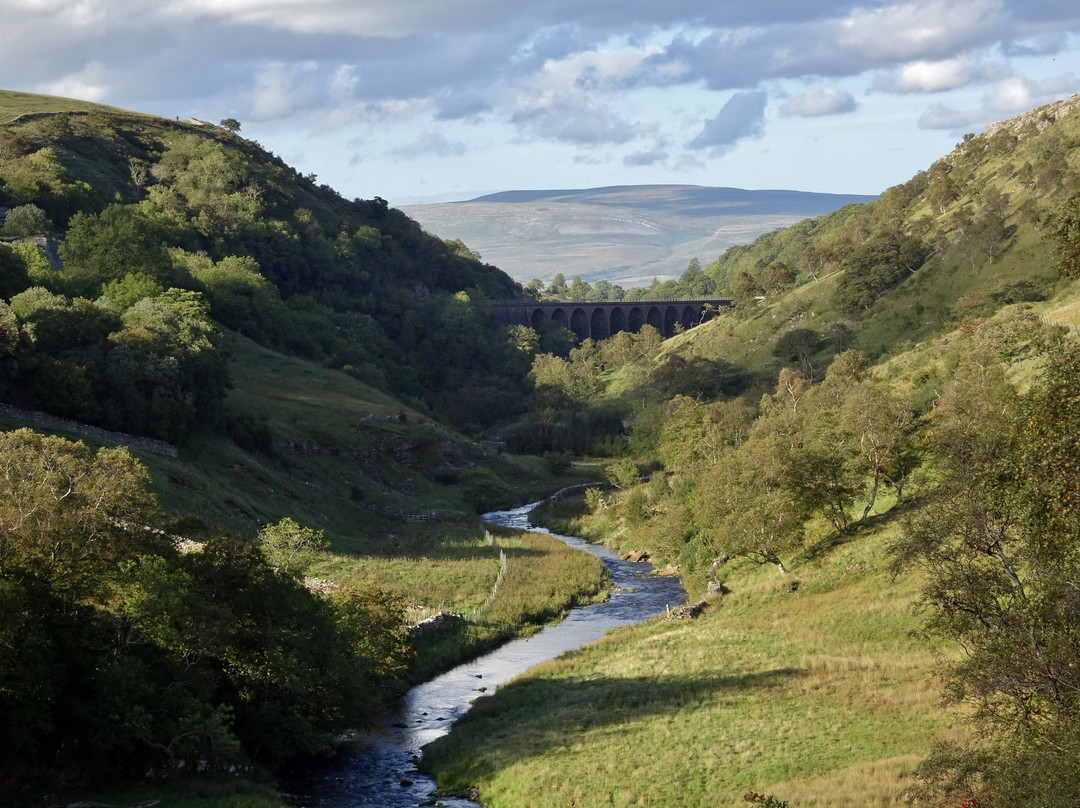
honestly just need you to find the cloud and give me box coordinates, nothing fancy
[778,86,856,117]
[623,145,669,166]
[919,71,1080,131]
[687,91,767,154]
[507,44,659,144]
[392,131,468,158]
[918,103,986,130]
[871,56,1011,93]
[250,62,322,120]
[3,0,1080,201]
[435,91,492,121]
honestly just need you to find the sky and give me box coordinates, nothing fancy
[3,1,1080,205]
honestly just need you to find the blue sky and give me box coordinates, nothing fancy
[3,0,1080,203]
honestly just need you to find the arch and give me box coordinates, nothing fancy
[664,306,680,336]
[570,307,590,340]
[646,306,663,332]
[530,308,547,330]
[550,308,568,330]
[681,305,697,330]
[627,306,644,332]
[590,307,610,340]
[609,307,626,334]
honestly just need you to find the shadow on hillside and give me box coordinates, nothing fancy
[800,503,908,562]
[423,666,806,770]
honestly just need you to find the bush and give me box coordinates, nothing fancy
[0,203,51,237]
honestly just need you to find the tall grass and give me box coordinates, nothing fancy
[481,527,611,629]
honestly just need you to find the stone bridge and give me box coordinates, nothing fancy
[490,297,733,341]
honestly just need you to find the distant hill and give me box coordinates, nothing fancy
[400,185,877,288]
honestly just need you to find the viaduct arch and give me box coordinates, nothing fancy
[491,297,732,341]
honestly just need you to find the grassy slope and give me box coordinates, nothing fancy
[421,99,1080,807]
[424,517,945,808]
[0,90,140,120]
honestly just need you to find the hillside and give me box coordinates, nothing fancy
[400,185,875,288]
[422,94,1080,807]
[0,90,620,801]
[0,89,539,435]
[4,84,1080,808]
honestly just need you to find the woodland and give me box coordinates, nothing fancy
[2,90,1080,807]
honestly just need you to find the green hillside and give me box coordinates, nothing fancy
[0,90,609,803]
[425,95,1080,808]
[4,86,1080,808]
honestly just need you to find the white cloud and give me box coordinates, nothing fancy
[779,86,856,116]
[835,0,1007,62]
[171,0,509,37]
[39,61,112,103]
[872,56,1012,93]
[917,71,1079,132]
[507,44,660,144]
[249,62,320,120]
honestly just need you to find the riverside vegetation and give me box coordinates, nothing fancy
[3,88,1080,807]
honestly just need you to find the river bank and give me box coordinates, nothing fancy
[279,502,686,808]
[419,512,945,808]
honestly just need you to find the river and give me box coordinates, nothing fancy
[279,501,687,808]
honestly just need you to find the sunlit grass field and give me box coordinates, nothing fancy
[0,89,137,120]
[422,521,951,808]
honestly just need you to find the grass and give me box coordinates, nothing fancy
[421,520,949,808]
[0,89,140,121]
[482,526,611,628]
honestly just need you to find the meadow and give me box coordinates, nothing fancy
[421,517,953,808]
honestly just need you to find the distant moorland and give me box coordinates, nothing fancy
[401,184,876,288]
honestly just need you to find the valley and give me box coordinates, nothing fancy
[2,88,1080,808]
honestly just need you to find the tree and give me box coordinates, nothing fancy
[0,431,163,783]
[760,260,796,294]
[839,380,917,519]
[834,231,927,313]
[0,429,160,602]
[694,435,807,575]
[895,338,1080,807]
[219,118,242,134]
[658,395,754,471]
[257,518,326,578]
[60,202,174,285]
[567,276,592,300]
[0,203,51,237]
[1049,190,1080,279]
[546,273,568,298]
[773,327,820,380]
[730,270,762,311]
[523,279,544,299]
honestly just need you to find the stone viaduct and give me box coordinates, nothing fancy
[490,297,733,341]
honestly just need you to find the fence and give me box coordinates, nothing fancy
[408,530,507,627]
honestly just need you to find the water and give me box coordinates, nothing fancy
[280,502,686,808]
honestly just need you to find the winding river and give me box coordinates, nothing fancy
[280,501,687,808]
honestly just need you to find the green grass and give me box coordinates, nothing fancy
[482,527,611,628]
[0,89,140,121]
[421,521,949,808]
